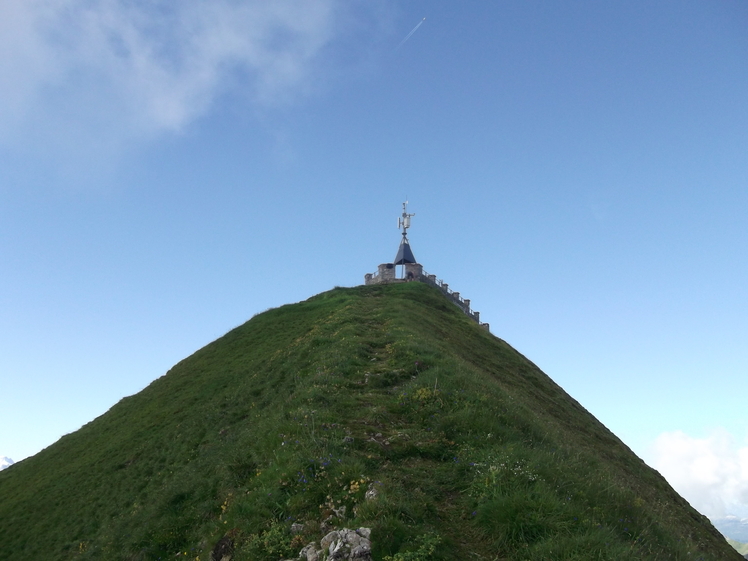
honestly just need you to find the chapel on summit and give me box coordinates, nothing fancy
[364,201,489,331]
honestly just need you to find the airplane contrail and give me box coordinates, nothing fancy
[395,17,426,51]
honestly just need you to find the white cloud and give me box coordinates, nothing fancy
[0,0,347,143]
[649,429,748,519]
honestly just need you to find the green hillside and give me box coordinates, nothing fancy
[0,283,738,560]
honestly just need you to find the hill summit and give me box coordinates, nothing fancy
[0,283,739,560]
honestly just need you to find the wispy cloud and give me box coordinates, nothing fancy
[649,429,748,519]
[0,0,346,145]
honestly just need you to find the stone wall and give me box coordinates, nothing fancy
[364,263,397,285]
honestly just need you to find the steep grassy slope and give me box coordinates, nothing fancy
[0,283,738,560]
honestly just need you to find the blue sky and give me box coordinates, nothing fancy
[1,0,747,521]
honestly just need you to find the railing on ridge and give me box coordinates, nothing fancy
[419,270,489,331]
[364,266,490,332]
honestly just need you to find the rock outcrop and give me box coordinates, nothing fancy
[293,528,372,561]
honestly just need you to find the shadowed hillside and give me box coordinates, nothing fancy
[0,283,739,560]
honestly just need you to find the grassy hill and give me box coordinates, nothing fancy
[0,282,739,560]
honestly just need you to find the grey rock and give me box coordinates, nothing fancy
[318,528,373,561]
[299,543,319,561]
[210,533,234,561]
[351,543,372,559]
[340,528,360,548]
[364,483,378,501]
[329,538,347,560]
[320,530,340,551]
[320,519,334,534]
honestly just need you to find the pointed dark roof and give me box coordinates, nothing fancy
[394,239,417,265]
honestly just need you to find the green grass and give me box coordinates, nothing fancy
[0,283,740,560]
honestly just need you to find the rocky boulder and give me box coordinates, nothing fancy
[293,527,372,561]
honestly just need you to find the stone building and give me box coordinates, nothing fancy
[364,202,489,332]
